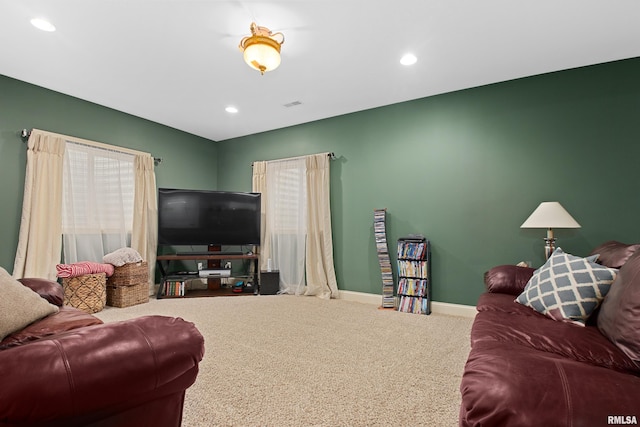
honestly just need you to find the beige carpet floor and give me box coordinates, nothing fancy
[95,295,473,427]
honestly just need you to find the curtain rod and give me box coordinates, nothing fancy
[20,128,162,166]
[251,152,336,166]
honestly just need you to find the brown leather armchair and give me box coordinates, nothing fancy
[0,278,205,427]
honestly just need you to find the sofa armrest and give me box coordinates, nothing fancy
[0,315,205,425]
[18,277,64,306]
[484,265,535,295]
[0,306,102,349]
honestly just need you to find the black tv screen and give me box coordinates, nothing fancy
[158,189,261,246]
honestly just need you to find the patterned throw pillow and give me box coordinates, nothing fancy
[516,248,618,326]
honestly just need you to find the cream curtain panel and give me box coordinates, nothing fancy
[131,154,158,286]
[305,153,339,299]
[251,161,269,271]
[252,152,338,299]
[13,131,65,280]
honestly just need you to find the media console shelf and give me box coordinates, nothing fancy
[156,253,259,298]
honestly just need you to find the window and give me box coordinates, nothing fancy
[62,141,135,263]
[268,164,307,234]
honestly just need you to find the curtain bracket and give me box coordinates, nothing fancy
[20,129,31,141]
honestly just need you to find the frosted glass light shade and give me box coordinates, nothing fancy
[521,202,581,229]
[31,18,56,32]
[243,42,281,73]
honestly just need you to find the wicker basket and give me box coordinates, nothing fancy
[62,273,107,313]
[106,261,150,308]
[107,282,149,308]
[107,261,149,287]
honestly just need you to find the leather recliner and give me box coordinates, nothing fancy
[0,278,205,427]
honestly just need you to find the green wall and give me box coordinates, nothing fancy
[0,75,218,272]
[3,58,639,306]
[217,57,640,306]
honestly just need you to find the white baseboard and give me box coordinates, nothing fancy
[338,290,477,318]
[430,300,477,318]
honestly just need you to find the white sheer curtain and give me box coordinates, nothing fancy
[252,153,338,298]
[13,131,65,280]
[62,141,135,263]
[266,157,308,295]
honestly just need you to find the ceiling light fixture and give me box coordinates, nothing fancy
[238,22,285,75]
[31,18,56,32]
[225,106,239,114]
[400,53,417,66]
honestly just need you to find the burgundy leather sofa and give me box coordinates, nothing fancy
[460,241,640,426]
[0,278,205,427]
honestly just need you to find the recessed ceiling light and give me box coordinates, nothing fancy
[400,53,417,66]
[225,106,239,114]
[30,18,56,32]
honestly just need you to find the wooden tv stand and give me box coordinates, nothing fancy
[156,252,259,298]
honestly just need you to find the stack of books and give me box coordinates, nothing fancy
[163,276,187,297]
[397,278,428,296]
[397,260,428,278]
[374,209,395,308]
[397,296,429,314]
[397,241,426,260]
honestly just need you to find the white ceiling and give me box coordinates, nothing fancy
[1,1,639,142]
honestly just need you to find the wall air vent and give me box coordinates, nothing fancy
[283,101,302,108]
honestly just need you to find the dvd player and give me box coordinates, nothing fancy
[198,269,231,278]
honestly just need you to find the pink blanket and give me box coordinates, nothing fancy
[56,261,115,278]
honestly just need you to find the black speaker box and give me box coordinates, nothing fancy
[260,271,280,295]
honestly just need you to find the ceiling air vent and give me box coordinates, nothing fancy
[283,101,302,108]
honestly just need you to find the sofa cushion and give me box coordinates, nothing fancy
[471,307,639,374]
[476,292,545,316]
[17,278,64,306]
[589,240,640,269]
[0,306,103,350]
[516,248,618,326]
[460,340,640,427]
[484,265,535,295]
[0,267,59,341]
[598,249,640,363]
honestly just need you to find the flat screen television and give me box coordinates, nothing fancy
[157,188,261,246]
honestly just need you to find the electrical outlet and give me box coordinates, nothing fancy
[197,262,203,271]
